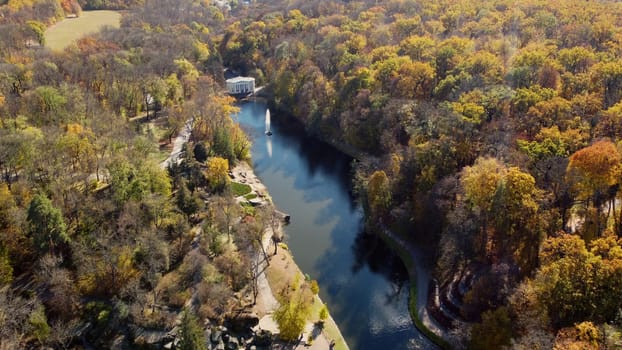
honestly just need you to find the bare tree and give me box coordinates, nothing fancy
[48,318,80,350]
[212,195,239,242]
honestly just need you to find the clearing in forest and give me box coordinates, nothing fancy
[45,10,121,51]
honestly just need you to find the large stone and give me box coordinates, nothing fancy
[225,337,239,350]
[210,329,222,343]
[225,312,259,332]
[204,328,211,344]
[248,198,263,206]
[252,329,273,346]
[131,326,171,348]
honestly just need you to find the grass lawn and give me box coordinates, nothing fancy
[244,193,257,200]
[231,182,252,197]
[45,11,121,51]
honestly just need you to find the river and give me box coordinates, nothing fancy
[235,101,437,350]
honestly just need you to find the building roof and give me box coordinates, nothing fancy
[226,76,255,83]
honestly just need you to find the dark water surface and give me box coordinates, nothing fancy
[235,101,436,350]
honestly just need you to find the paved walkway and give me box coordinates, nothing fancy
[160,118,193,169]
[381,229,451,341]
[233,162,343,350]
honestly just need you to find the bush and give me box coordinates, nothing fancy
[319,304,328,322]
[310,280,320,295]
[28,306,50,344]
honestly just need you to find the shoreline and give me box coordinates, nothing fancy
[254,97,453,348]
[377,229,452,350]
[231,161,350,350]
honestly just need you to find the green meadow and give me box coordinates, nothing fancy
[45,10,121,51]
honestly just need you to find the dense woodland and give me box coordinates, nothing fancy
[3,0,622,349]
[217,0,622,348]
[0,0,289,348]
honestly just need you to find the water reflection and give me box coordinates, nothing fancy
[266,136,272,158]
[235,101,437,350]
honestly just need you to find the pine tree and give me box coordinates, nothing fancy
[178,309,207,350]
[27,194,69,255]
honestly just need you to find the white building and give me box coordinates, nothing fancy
[226,77,255,95]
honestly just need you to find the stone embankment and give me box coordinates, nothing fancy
[231,161,349,350]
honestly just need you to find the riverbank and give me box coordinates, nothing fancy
[378,229,452,349]
[260,101,453,348]
[231,161,349,350]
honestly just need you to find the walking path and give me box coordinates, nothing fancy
[381,229,451,343]
[160,118,193,169]
[153,109,345,348]
[231,162,347,350]
[158,119,347,348]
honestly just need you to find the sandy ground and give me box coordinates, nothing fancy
[231,162,343,350]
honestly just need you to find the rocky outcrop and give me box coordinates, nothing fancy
[224,311,259,333]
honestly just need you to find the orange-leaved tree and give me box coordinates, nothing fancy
[567,140,621,238]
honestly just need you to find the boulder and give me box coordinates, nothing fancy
[204,328,211,343]
[225,337,239,350]
[111,335,129,350]
[252,329,273,346]
[210,329,222,344]
[225,312,259,332]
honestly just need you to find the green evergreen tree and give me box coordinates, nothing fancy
[178,309,207,350]
[27,194,69,255]
[212,126,234,163]
[175,178,201,218]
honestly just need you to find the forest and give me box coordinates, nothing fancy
[0,0,293,348]
[2,0,622,349]
[217,0,622,348]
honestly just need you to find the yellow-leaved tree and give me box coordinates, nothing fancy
[273,276,312,342]
[205,157,230,193]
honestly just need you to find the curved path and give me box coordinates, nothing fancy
[380,229,451,343]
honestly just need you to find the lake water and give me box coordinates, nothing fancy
[235,101,436,350]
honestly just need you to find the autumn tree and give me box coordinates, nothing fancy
[566,141,621,238]
[494,167,542,274]
[592,60,622,108]
[461,157,505,257]
[205,157,229,193]
[273,277,312,342]
[366,170,391,223]
[531,233,622,328]
[469,307,513,350]
[76,244,140,297]
[212,195,238,242]
[0,246,13,285]
[175,178,202,219]
[108,158,171,204]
